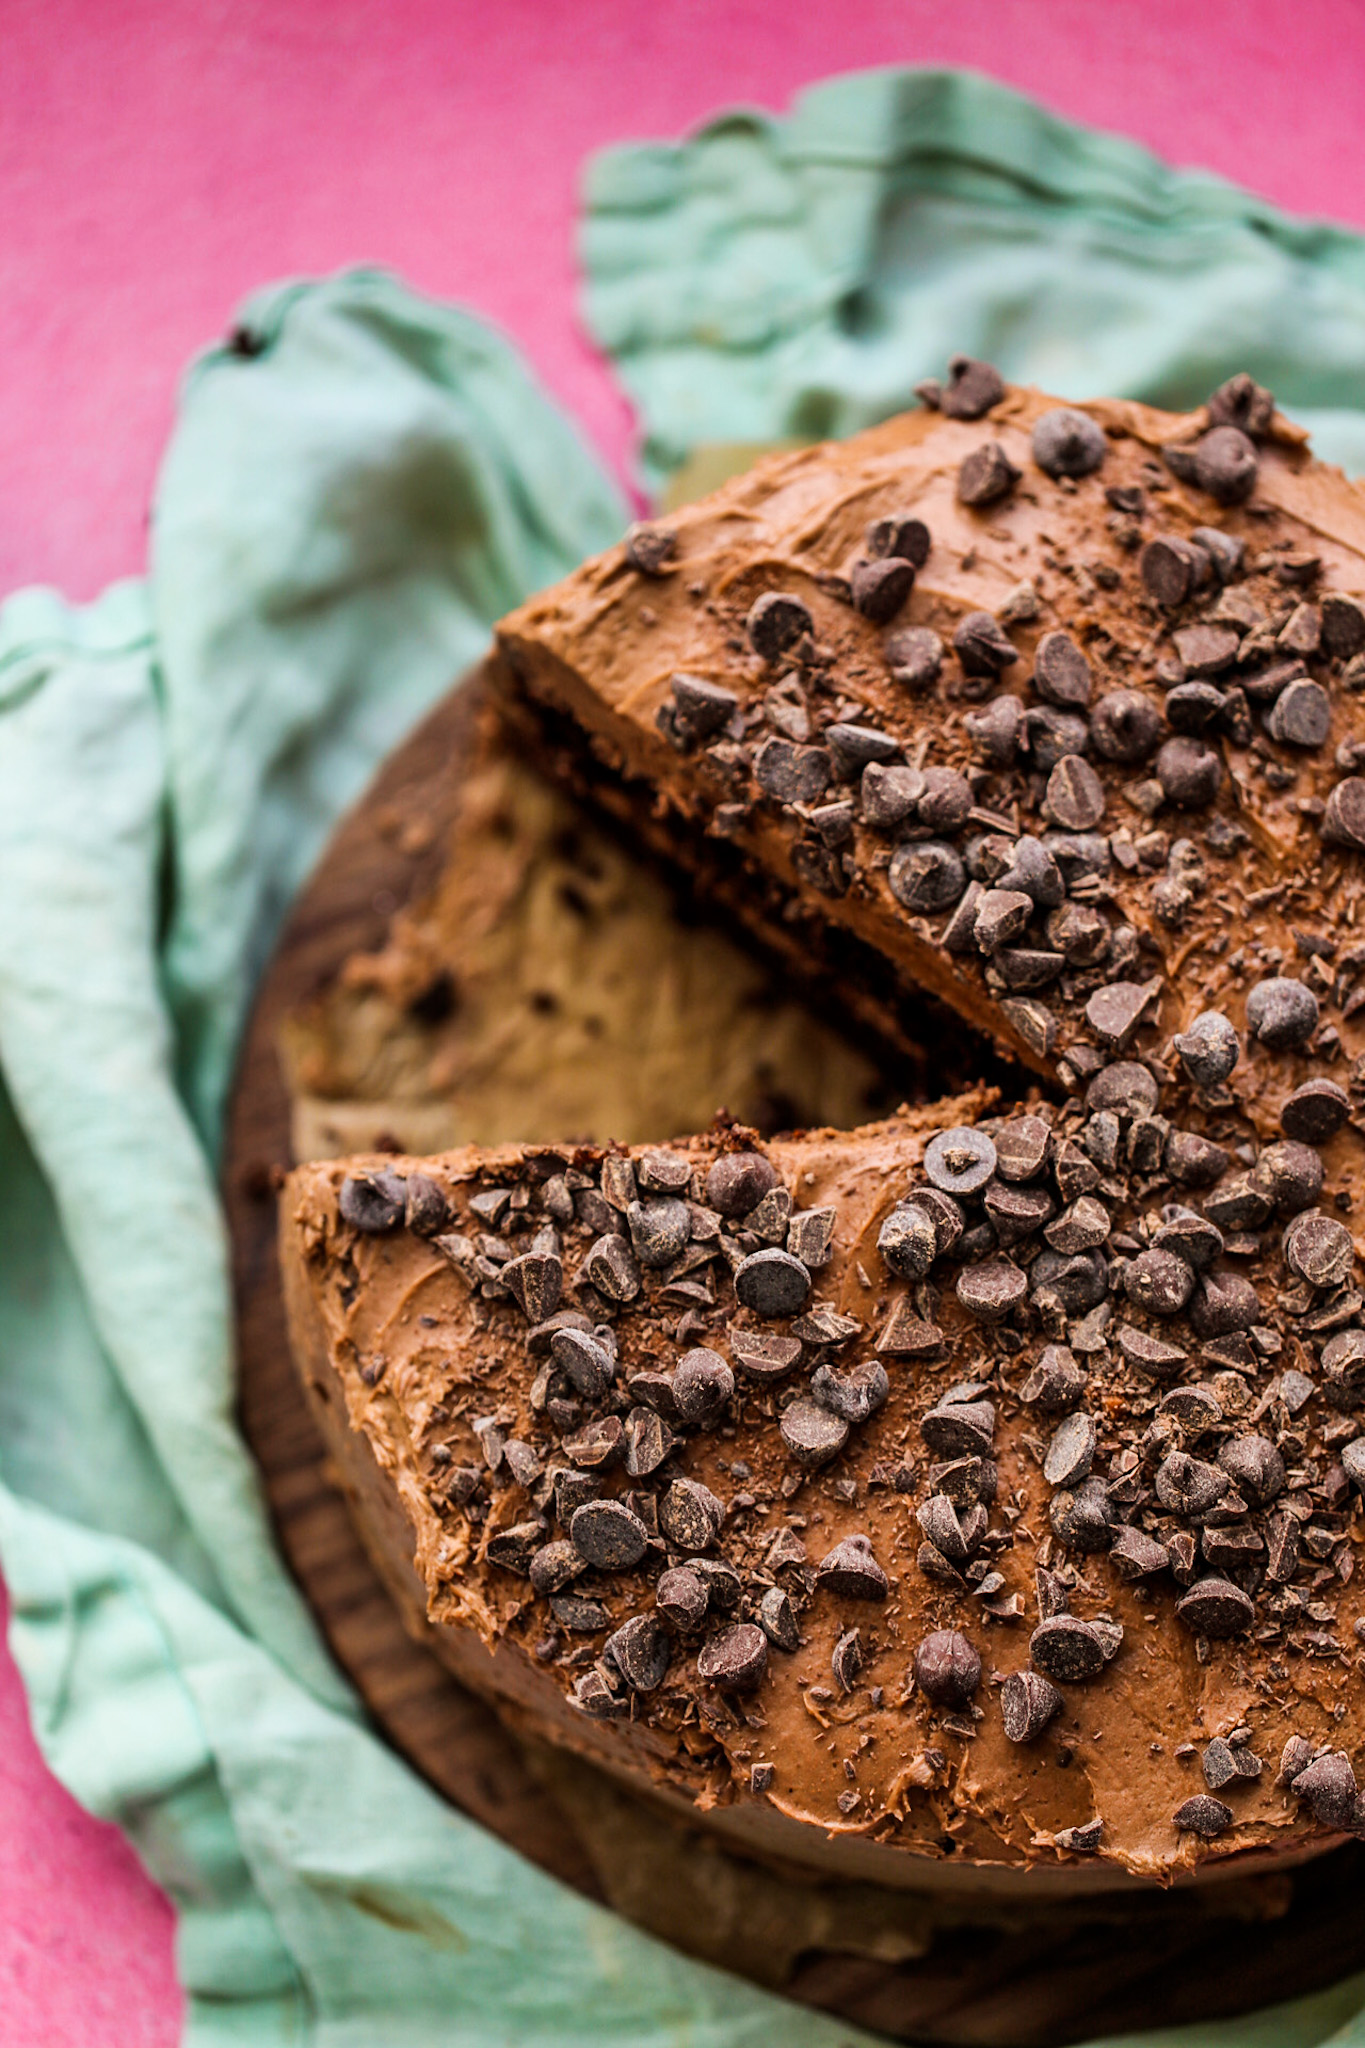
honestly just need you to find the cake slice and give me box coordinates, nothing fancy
[493,373,1365,1127]
[282,1046,1365,1891]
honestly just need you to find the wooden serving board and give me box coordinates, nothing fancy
[225,665,1365,2047]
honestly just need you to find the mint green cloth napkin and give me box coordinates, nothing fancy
[7,66,1365,2048]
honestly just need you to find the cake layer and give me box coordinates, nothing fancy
[493,378,1365,1133]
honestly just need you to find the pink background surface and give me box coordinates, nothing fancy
[3,2,1365,2038]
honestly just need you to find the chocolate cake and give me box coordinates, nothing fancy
[280,367,1365,1899]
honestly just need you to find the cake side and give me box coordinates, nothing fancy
[493,380,1365,1128]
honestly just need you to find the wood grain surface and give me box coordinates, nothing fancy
[225,665,1365,2047]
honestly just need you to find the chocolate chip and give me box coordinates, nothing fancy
[530,1539,585,1597]
[669,1348,733,1426]
[697,1622,768,1692]
[1323,776,1365,851]
[780,1398,849,1468]
[1322,592,1365,659]
[1173,624,1240,677]
[624,1197,690,1271]
[606,1613,672,1691]
[913,1629,981,1704]
[1055,1820,1104,1854]
[1001,835,1068,907]
[1039,1410,1095,1487]
[812,1359,889,1425]
[921,1399,996,1458]
[403,1173,450,1238]
[1173,1010,1240,1086]
[958,440,1020,506]
[656,1565,708,1629]
[1156,736,1222,808]
[1125,1248,1196,1318]
[500,1251,562,1322]
[658,1476,723,1552]
[1175,1575,1254,1637]
[1216,1433,1284,1507]
[1166,682,1226,734]
[1030,1616,1106,1681]
[1155,1451,1228,1518]
[706,1152,779,1218]
[1153,1211,1223,1269]
[1281,1079,1351,1145]
[1193,426,1258,505]
[888,839,967,913]
[1165,1129,1231,1187]
[918,766,974,834]
[851,556,916,623]
[858,762,922,832]
[876,1204,936,1283]
[999,1669,1062,1744]
[1189,1270,1259,1337]
[1032,408,1107,479]
[1110,1526,1170,1579]
[1256,1140,1323,1215]
[1141,535,1206,608]
[670,673,738,742]
[1031,1249,1108,1318]
[1246,976,1318,1051]
[831,1628,863,1692]
[884,625,944,692]
[963,693,1022,768]
[1266,677,1331,749]
[983,1180,1054,1247]
[825,724,899,778]
[942,356,1006,419]
[817,1533,890,1600]
[551,1326,615,1400]
[734,1248,811,1317]
[957,1257,1027,1322]
[1291,1751,1360,1831]
[1284,1211,1355,1289]
[583,1233,641,1305]
[954,611,1018,677]
[1090,689,1163,764]
[867,513,932,566]
[1021,1344,1088,1410]
[1033,632,1093,710]
[339,1170,406,1233]
[625,522,678,575]
[1048,1477,1114,1551]
[1085,980,1159,1049]
[747,591,813,662]
[1279,601,1322,654]
[754,736,832,805]
[1022,705,1091,773]
[917,1494,978,1565]
[1085,1060,1160,1117]
[622,1407,676,1479]
[728,1328,803,1382]
[1045,754,1106,831]
[972,887,1031,954]
[1203,1738,1259,1793]
[1174,1794,1233,1838]
[924,1126,997,1195]
[750,1585,799,1653]
[570,1499,649,1570]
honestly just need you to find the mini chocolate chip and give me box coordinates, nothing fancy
[1156,736,1223,808]
[1000,1669,1063,1743]
[1284,1211,1355,1289]
[340,1170,406,1233]
[1110,1526,1170,1579]
[1191,526,1246,580]
[1174,1794,1233,1838]
[706,1151,780,1217]
[1030,1615,1106,1681]
[924,1126,997,1195]
[1293,1751,1361,1831]
[623,1407,677,1479]
[942,356,1006,419]
[1246,976,1318,1050]
[1125,1247,1195,1317]
[958,440,1020,506]
[551,1326,616,1401]
[1173,1010,1240,1086]
[1323,776,1365,851]
[1034,632,1093,710]
[1030,1249,1108,1318]
[917,1494,978,1564]
[832,1628,863,1692]
[861,761,925,830]
[1090,689,1163,764]
[884,625,944,691]
[658,1476,723,1552]
[851,556,916,622]
[1175,1575,1255,1637]
[878,1203,937,1279]
[780,1398,849,1468]
[957,1257,1028,1322]
[913,1629,981,1704]
[1045,754,1106,831]
[1153,1211,1223,1269]
[746,591,813,662]
[735,1248,811,1317]
[888,839,967,913]
[625,522,678,575]
[1266,678,1331,749]
[570,1499,649,1570]
[697,1622,768,1692]
[817,1533,890,1601]
[1281,1078,1351,1144]
[606,1613,672,1691]
[812,1360,889,1424]
[656,1565,708,1629]
[670,673,738,742]
[954,611,1018,677]
[867,513,932,566]
[1033,408,1107,479]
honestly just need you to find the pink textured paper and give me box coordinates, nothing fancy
[2,3,1364,2039]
